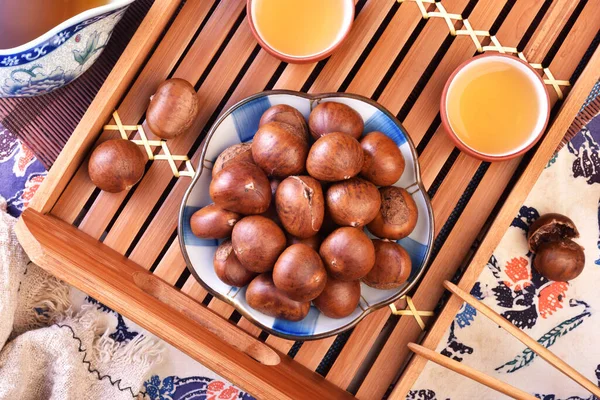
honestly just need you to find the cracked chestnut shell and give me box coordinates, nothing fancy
[146,78,199,139]
[209,161,271,214]
[232,215,286,272]
[360,131,405,186]
[252,122,309,177]
[212,142,254,177]
[326,177,381,227]
[190,203,240,239]
[313,278,361,319]
[88,139,146,193]
[527,213,579,252]
[306,132,364,182]
[246,273,310,321]
[363,239,411,289]
[259,104,308,141]
[308,102,364,140]
[273,244,327,302]
[213,240,257,287]
[319,227,375,281]
[367,186,418,240]
[534,239,585,282]
[276,176,324,238]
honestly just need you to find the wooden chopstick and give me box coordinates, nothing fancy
[408,343,537,400]
[444,280,600,397]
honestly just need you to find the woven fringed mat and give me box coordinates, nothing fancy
[0,0,154,169]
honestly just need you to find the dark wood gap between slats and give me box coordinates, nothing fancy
[72,187,101,228]
[428,148,461,199]
[148,231,178,273]
[541,0,588,68]
[315,330,353,377]
[201,293,213,306]
[168,0,222,80]
[516,0,552,52]
[264,62,288,90]
[415,115,442,155]
[229,310,242,324]
[193,8,248,92]
[370,15,430,102]
[487,0,517,35]
[174,267,191,290]
[339,1,402,93]
[287,341,303,359]
[569,29,600,85]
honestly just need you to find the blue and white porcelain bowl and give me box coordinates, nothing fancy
[0,0,134,97]
[179,91,434,340]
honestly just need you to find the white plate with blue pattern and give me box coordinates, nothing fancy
[179,91,434,340]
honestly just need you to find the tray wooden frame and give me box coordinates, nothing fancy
[14,0,600,398]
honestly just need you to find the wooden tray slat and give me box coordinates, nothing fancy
[16,0,600,398]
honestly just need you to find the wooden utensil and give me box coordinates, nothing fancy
[408,343,537,400]
[444,280,600,397]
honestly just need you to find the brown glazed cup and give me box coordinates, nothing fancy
[246,0,354,64]
[440,53,551,162]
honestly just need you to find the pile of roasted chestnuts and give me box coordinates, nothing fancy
[191,101,418,321]
[527,213,585,282]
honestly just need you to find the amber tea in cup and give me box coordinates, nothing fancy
[248,0,354,63]
[441,54,550,161]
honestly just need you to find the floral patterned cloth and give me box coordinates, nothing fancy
[410,112,600,398]
[0,124,254,400]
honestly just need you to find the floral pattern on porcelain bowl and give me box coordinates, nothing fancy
[0,0,134,97]
[179,91,435,340]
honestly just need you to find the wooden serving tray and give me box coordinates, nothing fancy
[15,0,600,398]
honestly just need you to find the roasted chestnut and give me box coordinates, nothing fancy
[276,176,324,238]
[313,278,361,319]
[231,216,286,272]
[534,239,585,282]
[527,213,579,252]
[190,204,240,239]
[367,186,418,240]
[145,78,199,139]
[286,233,322,252]
[212,142,254,177]
[363,239,411,289]
[308,102,364,140]
[246,273,310,321]
[259,104,308,141]
[319,227,375,281]
[88,139,146,193]
[252,122,309,177]
[326,178,381,227]
[213,240,257,287]
[273,244,327,302]
[209,161,271,214]
[306,132,364,182]
[360,131,405,186]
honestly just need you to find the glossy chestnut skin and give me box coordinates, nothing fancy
[212,142,254,177]
[213,240,257,287]
[259,104,308,141]
[313,278,361,319]
[88,139,146,193]
[360,131,405,186]
[276,176,324,238]
[527,213,579,252]
[273,244,327,302]
[231,216,286,272]
[209,161,271,214]
[320,227,375,281]
[326,178,381,227]
[146,78,199,139]
[308,102,364,140]
[190,204,240,239]
[306,132,364,182]
[367,186,418,240]
[534,239,585,282]
[286,233,322,252]
[252,122,309,177]
[363,239,411,289]
[246,273,310,321]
